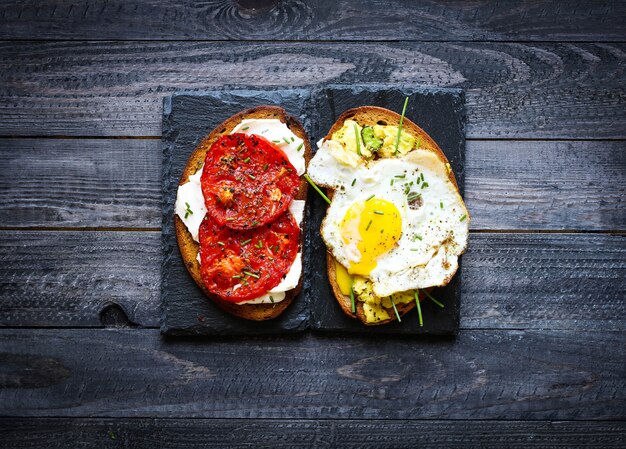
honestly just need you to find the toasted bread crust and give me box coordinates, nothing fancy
[322,106,464,325]
[175,106,310,321]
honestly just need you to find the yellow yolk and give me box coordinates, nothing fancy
[340,198,402,276]
[334,260,353,296]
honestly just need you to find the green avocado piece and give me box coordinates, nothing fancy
[361,126,383,151]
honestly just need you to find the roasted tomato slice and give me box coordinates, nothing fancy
[198,210,300,303]
[201,133,300,229]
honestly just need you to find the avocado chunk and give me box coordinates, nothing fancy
[361,126,383,151]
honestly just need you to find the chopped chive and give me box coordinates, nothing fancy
[283,137,290,144]
[296,142,303,152]
[365,219,373,231]
[241,239,252,245]
[390,296,401,322]
[256,240,263,249]
[410,248,419,251]
[390,179,394,186]
[460,214,467,222]
[351,178,356,186]
[243,157,250,163]
[421,182,429,189]
[407,192,421,201]
[349,285,356,314]
[354,124,362,156]
[394,174,406,179]
[304,174,331,204]
[231,275,241,279]
[272,139,281,143]
[269,295,275,303]
[394,96,409,154]
[251,221,259,227]
[217,241,225,246]
[291,136,295,142]
[184,202,193,219]
[415,235,423,241]
[241,126,250,130]
[373,210,384,215]
[422,289,445,308]
[440,201,443,209]
[248,174,256,180]
[420,173,425,182]
[263,163,268,171]
[243,271,260,279]
[365,194,375,201]
[226,217,235,221]
[414,290,423,327]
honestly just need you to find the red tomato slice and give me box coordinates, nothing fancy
[198,210,300,303]
[201,133,300,230]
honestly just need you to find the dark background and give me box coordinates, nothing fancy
[0,1,625,447]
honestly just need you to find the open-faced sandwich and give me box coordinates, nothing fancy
[306,100,469,325]
[174,106,310,320]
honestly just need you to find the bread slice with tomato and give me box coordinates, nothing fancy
[174,106,310,321]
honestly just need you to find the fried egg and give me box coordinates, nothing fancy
[308,135,469,298]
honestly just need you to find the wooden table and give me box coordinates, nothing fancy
[0,1,625,447]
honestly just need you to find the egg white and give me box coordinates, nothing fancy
[308,139,469,298]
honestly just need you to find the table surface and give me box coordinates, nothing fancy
[0,1,625,447]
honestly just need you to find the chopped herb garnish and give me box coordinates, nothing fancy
[407,192,421,201]
[241,239,251,246]
[420,173,425,182]
[422,289,444,308]
[272,139,281,143]
[394,96,409,154]
[248,174,256,180]
[390,179,394,186]
[366,194,375,201]
[351,178,356,187]
[421,182,429,189]
[460,214,467,222]
[440,201,443,208]
[390,296,401,322]
[374,210,384,215]
[243,271,260,279]
[263,163,268,171]
[226,217,235,221]
[283,137,290,144]
[232,275,241,279]
[354,124,362,156]
[243,157,250,163]
[296,142,303,152]
[304,174,331,204]
[410,248,419,251]
[394,174,406,179]
[251,221,259,227]
[217,241,225,246]
[414,235,423,241]
[269,295,275,303]
[255,240,263,249]
[184,202,193,219]
[350,285,356,314]
[365,219,373,231]
[291,136,295,142]
[414,290,423,327]
[241,126,250,130]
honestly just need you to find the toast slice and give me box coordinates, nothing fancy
[175,106,310,320]
[319,106,463,325]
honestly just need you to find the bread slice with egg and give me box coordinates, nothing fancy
[175,106,311,320]
[320,106,465,325]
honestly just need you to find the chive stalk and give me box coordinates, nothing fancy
[354,124,362,156]
[390,296,401,322]
[394,96,409,154]
[304,174,331,204]
[421,289,444,308]
[414,290,423,327]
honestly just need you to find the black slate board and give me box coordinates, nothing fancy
[161,89,313,336]
[308,85,465,335]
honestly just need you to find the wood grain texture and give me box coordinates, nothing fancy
[1,0,625,42]
[0,230,159,327]
[1,418,624,449]
[0,138,160,227]
[1,139,623,230]
[0,328,623,419]
[0,232,623,330]
[1,42,624,138]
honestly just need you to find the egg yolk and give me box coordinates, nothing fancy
[340,198,402,276]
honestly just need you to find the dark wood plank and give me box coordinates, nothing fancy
[466,140,626,231]
[1,0,624,42]
[0,138,160,228]
[1,139,623,230]
[0,232,623,331]
[1,418,624,449]
[1,42,625,138]
[0,230,160,327]
[0,328,623,419]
